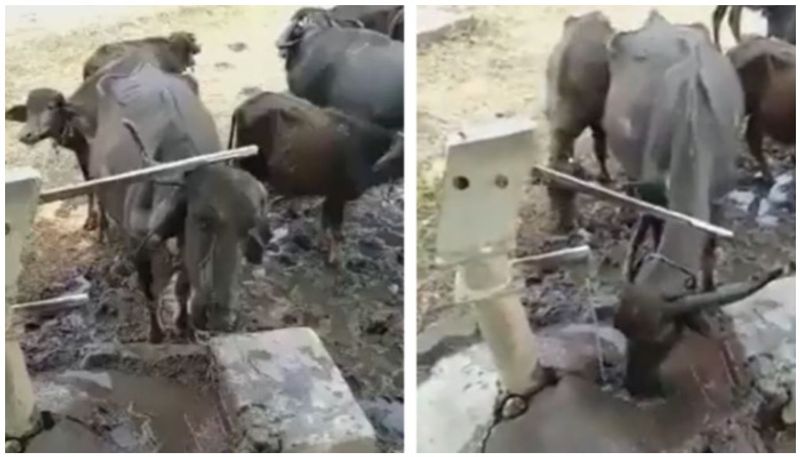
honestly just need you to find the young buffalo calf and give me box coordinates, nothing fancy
[83,31,201,79]
[228,91,403,264]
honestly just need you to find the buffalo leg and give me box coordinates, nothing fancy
[546,129,578,232]
[729,6,743,43]
[74,154,100,232]
[97,203,108,244]
[700,235,718,292]
[745,115,772,183]
[590,124,611,183]
[175,267,192,339]
[649,216,664,249]
[712,6,728,49]
[321,197,345,266]
[623,215,651,283]
[133,253,165,343]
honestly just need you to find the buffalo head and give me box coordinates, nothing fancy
[153,164,271,332]
[167,31,201,70]
[615,266,783,396]
[276,8,341,59]
[5,88,75,146]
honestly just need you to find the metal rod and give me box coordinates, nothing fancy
[510,245,591,268]
[11,293,89,313]
[39,145,259,204]
[532,165,735,239]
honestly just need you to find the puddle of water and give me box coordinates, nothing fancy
[61,370,225,452]
[727,171,795,227]
[359,397,404,447]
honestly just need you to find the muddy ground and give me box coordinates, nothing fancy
[6,6,403,451]
[417,5,794,451]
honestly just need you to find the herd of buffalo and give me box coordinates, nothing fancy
[545,7,794,394]
[5,5,404,342]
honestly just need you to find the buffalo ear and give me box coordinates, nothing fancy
[5,105,27,122]
[54,92,66,107]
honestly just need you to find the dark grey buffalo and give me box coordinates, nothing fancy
[276,8,404,130]
[545,11,615,231]
[228,91,403,265]
[45,57,269,341]
[727,35,796,182]
[5,54,198,234]
[712,5,796,47]
[83,31,201,79]
[593,12,755,395]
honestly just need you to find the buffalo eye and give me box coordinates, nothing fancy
[196,215,215,233]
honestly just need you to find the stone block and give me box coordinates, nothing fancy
[210,329,376,452]
[417,343,499,452]
[721,277,795,416]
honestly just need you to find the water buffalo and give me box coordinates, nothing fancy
[597,12,753,395]
[545,11,615,231]
[5,53,198,235]
[330,5,404,40]
[727,35,796,182]
[276,8,403,130]
[227,91,403,265]
[83,31,201,79]
[712,5,796,47]
[49,57,269,341]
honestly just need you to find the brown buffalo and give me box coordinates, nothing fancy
[545,11,615,231]
[712,5,795,48]
[727,35,795,182]
[228,91,403,265]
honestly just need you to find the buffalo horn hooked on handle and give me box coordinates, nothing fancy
[663,267,784,317]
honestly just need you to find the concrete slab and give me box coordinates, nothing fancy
[486,330,739,452]
[417,343,499,452]
[722,276,795,422]
[417,7,475,47]
[210,328,376,452]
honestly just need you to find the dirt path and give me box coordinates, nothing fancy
[6,7,403,450]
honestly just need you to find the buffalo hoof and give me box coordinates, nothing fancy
[597,172,612,185]
[190,329,211,343]
[149,329,165,344]
[758,173,775,188]
[83,211,99,231]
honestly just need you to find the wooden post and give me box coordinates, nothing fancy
[436,118,540,395]
[5,168,42,438]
